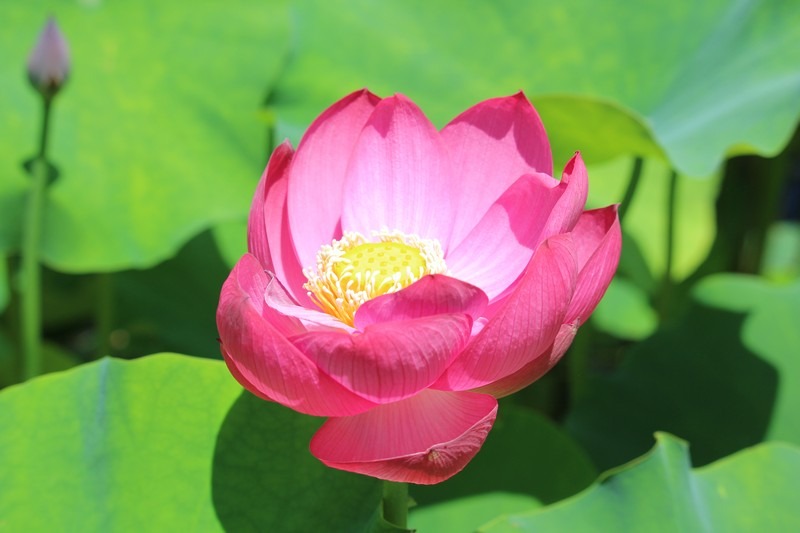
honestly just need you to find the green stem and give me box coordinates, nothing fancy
[618,157,644,221]
[21,97,52,380]
[657,169,679,320]
[382,481,409,529]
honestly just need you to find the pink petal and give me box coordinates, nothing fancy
[247,142,310,305]
[565,206,622,325]
[538,152,589,238]
[341,95,456,247]
[310,390,498,484]
[446,173,563,300]
[287,89,381,269]
[472,323,577,398]
[353,274,488,330]
[262,274,352,334]
[442,93,554,248]
[432,234,578,391]
[217,254,377,416]
[292,314,472,404]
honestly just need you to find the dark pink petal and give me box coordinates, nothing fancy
[446,173,563,300]
[292,313,471,404]
[442,93,553,248]
[341,95,456,247]
[432,234,578,391]
[217,254,377,416]
[538,152,589,239]
[565,206,622,325]
[247,142,310,304]
[287,89,381,268]
[472,323,577,398]
[310,390,498,484]
[354,274,488,329]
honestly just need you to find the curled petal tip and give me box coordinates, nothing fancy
[27,17,70,97]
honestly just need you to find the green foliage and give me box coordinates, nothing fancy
[0,354,383,531]
[273,0,800,176]
[0,0,289,272]
[479,433,800,532]
[566,274,800,470]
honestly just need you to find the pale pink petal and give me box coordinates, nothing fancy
[354,274,487,330]
[341,95,455,247]
[310,390,498,484]
[263,274,353,334]
[565,206,622,325]
[538,152,589,239]
[292,314,472,404]
[446,173,563,300]
[247,142,310,305]
[217,254,377,416]
[472,323,577,398]
[442,93,554,248]
[432,234,578,391]
[287,89,381,268]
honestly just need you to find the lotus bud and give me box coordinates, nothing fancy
[27,17,70,99]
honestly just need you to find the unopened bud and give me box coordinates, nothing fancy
[27,17,70,99]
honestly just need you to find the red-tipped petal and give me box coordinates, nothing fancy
[310,390,498,484]
[247,142,309,304]
[442,93,554,248]
[539,152,589,239]
[472,323,577,398]
[292,314,472,404]
[341,94,456,248]
[565,206,622,324]
[433,234,577,391]
[354,274,488,329]
[287,89,381,268]
[217,254,377,416]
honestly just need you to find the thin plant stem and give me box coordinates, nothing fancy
[21,96,52,380]
[618,157,644,221]
[382,481,409,529]
[658,169,679,320]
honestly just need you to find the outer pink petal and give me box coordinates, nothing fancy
[442,93,554,248]
[446,173,563,300]
[287,89,381,268]
[341,95,455,247]
[216,254,377,416]
[310,390,498,484]
[472,323,577,398]
[432,234,578,391]
[565,206,622,325]
[538,152,589,239]
[247,142,310,305]
[354,274,488,330]
[291,314,472,404]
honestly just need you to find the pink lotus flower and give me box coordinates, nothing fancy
[27,17,70,98]
[217,90,621,485]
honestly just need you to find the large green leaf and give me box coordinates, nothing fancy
[480,433,800,532]
[565,275,780,470]
[0,354,382,531]
[273,0,799,176]
[0,1,288,272]
[693,275,800,445]
[566,274,800,471]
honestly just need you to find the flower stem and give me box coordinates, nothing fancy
[95,273,114,358]
[382,481,409,529]
[21,96,52,380]
[657,169,679,320]
[618,157,643,221]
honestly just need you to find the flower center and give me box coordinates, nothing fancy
[304,230,447,326]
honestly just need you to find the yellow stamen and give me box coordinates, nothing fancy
[304,230,447,326]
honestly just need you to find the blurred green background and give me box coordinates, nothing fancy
[1,0,799,531]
